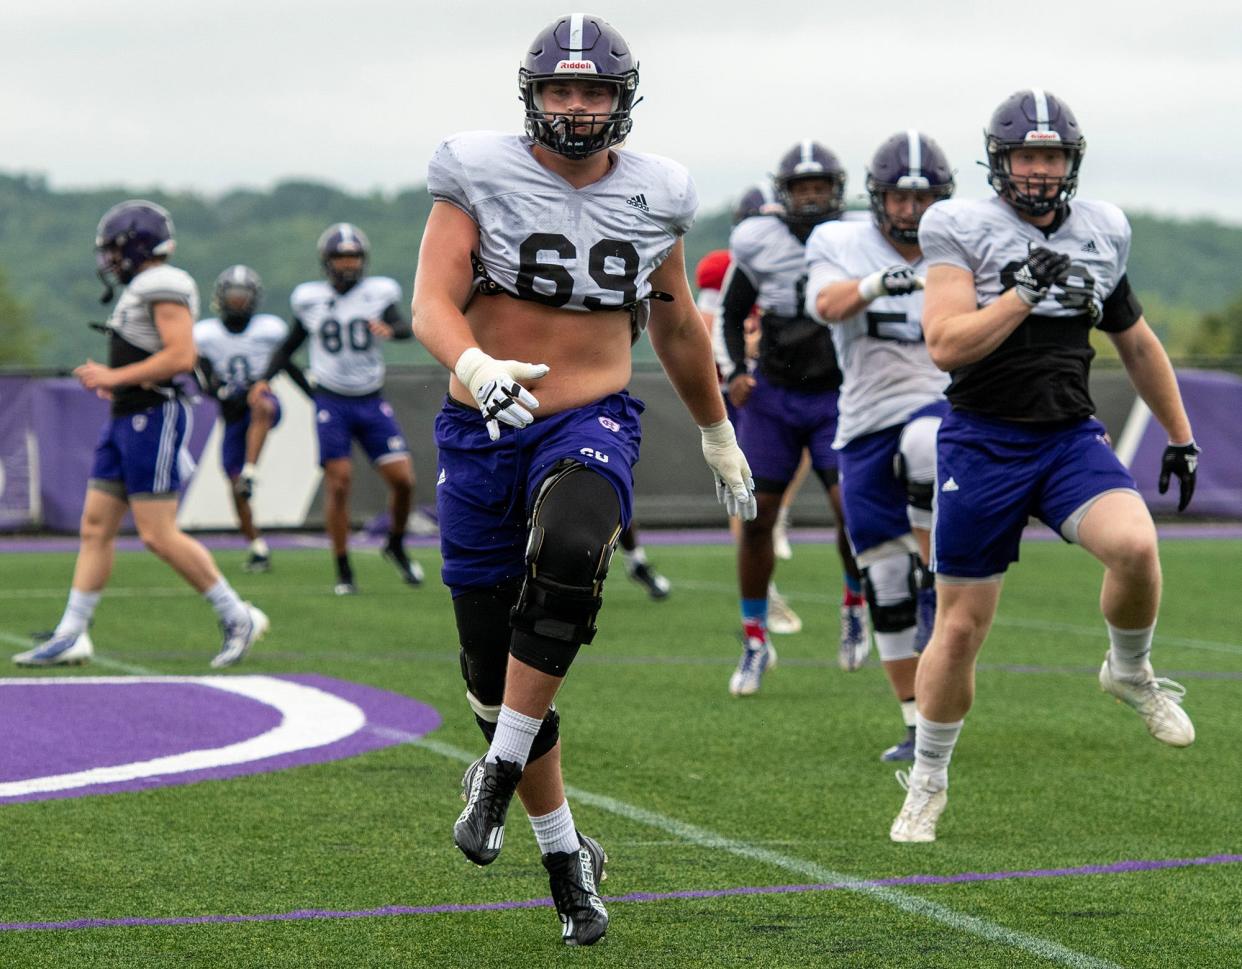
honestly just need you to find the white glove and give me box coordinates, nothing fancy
[700,419,757,521]
[858,265,924,302]
[454,347,550,442]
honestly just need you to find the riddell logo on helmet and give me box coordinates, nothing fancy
[555,60,598,72]
[1024,131,1063,143]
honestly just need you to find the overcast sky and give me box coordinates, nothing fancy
[5,0,1240,223]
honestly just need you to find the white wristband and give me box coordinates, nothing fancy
[452,346,486,386]
[699,418,736,447]
[858,270,886,303]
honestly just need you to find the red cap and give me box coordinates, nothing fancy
[694,249,731,291]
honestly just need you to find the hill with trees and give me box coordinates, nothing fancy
[1,171,1239,369]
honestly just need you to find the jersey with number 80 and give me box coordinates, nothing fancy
[291,276,402,395]
[427,132,698,318]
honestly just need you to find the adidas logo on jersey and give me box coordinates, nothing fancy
[941,477,960,492]
[1080,239,1099,254]
[625,193,650,212]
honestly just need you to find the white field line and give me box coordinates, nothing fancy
[412,736,1123,969]
[0,632,158,676]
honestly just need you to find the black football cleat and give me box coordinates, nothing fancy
[453,756,523,866]
[627,561,670,600]
[543,833,609,946]
[382,542,424,586]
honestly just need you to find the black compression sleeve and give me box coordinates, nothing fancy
[720,267,759,379]
[194,356,221,396]
[1097,273,1143,333]
[282,361,315,398]
[381,302,413,340]
[263,318,308,381]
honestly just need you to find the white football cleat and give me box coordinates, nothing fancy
[13,630,94,667]
[838,603,871,671]
[729,638,777,697]
[766,588,802,635]
[211,604,269,669]
[890,770,947,843]
[1099,653,1195,747]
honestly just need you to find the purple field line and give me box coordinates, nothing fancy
[3,853,1239,934]
[3,521,1241,555]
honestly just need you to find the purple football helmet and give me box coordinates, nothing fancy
[214,265,263,332]
[94,199,176,303]
[772,141,846,232]
[985,88,1086,217]
[866,130,955,245]
[318,222,370,292]
[519,13,640,159]
[732,182,783,225]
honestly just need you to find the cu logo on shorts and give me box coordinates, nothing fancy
[387,436,405,452]
[579,447,609,463]
[317,409,331,423]
[597,416,620,432]
[131,415,148,432]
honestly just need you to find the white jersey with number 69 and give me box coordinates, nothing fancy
[427,132,697,321]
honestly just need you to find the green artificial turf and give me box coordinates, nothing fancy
[0,537,1238,967]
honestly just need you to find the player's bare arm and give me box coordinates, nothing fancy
[1108,316,1194,443]
[75,302,196,391]
[411,201,490,374]
[921,264,1031,370]
[815,279,872,322]
[646,239,727,428]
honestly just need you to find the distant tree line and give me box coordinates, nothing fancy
[1,172,1240,370]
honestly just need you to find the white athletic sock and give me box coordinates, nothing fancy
[250,537,270,557]
[530,800,581,856]
[54,589,101,638]
[1107,622,1155,680]
[487,705,542,769]
[204,578,248,625]
[241,462,258,480]
[900,699,918,728]
[911,712,964,790]
[624,546,647,568]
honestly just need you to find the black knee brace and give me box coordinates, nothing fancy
[510,461,621,676]
[895,453,934,512]
[452,581,561,763]
[861,556,919,634]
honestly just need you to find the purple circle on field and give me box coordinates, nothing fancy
[1,683,282,783]
[0,673,441,804]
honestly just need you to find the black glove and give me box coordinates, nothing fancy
[1158,441,1200,513]
[1012,247,1071,307]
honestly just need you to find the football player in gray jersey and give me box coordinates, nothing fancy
[413,14,754,946]
[890,90,1199,844]
[195,265,311,573]
[720,142,864,696]
[252,224,422,596]
[806,131,954,762]
[14,201,268,671]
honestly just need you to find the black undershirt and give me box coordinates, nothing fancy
[947,273,1143,421]
[720,262,842,393]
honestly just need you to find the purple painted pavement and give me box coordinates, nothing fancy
[2,853,1238,933]
[0,673,440,804]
